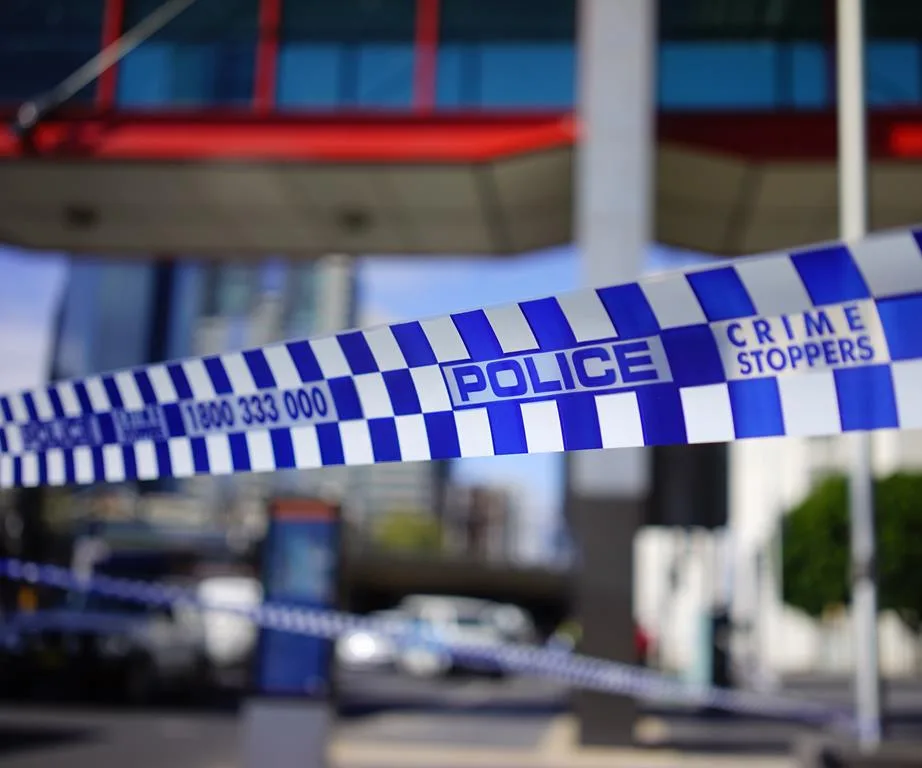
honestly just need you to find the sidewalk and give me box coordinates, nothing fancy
[330,714,797,768]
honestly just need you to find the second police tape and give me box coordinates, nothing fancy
[0,557,854,729]
[1,226,922,487]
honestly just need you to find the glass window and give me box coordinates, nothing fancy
[165,262,206,361]
[94,263,155,372]
[0,0,105,104]
[205,263,257,317]
[356,44,415,108]
[278,0,415,109]
[789,43,828,108]
[282,0,414,41]
[659,0,825,41]
[440,0,576,42]
[117,0,258,107]
[867,4,922,38]
[659,42,780,110]
[658,38,922,111]
[867,42,921,106]
[284,262,318,337]
[478,44,575,108]
[436,0,576,109]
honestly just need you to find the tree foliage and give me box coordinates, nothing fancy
[372,509,443,554]
[781,472,922,631]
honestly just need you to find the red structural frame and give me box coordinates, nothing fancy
[88,0,440,114]
[413,0,440,111]
[5,108,922,163]
[6,0,922,164]
[254,0,281,113]
[0,111,576,162]
[96,0,125,109]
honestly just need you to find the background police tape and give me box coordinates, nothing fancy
[0,557,854,729]
[2,227,922,487]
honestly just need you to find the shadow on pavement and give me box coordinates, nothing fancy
[0,723,101,756]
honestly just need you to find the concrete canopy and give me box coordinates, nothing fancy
[1,109,922,257]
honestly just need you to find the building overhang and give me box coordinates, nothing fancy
[1,108,922,257]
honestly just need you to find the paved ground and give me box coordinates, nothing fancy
[337,669,567,714]
[0,705,797,768]
[2,675,921,767]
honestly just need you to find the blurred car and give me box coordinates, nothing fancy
[395,595,524,679]
[194,574,262,686]
[336,596,537,680]
[335,609,405,671]
[4,587,209,704]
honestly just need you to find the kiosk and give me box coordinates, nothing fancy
[242,497,341,768]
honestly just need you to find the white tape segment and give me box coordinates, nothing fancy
[3,227,922,488]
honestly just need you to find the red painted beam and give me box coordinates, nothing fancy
[0,110,576,163]
[96,0,125,109]
[413,0,440,112]
[657,109,922,161]
[889,124,922,157]
[254,0,282,113]
[4,107,922,164]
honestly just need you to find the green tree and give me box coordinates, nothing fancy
[372,509,443,554]
[781,472,922,631]
[876,473,922,633]
[781,474,850,619]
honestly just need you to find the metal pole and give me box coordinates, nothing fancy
[13,0,200,135]
[836,0,881,751]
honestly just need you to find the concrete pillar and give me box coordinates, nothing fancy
[568,0,657,746]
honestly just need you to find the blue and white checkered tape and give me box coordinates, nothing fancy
[3,227,922,488]
[0,557,853,727]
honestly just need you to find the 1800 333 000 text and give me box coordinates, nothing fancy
[180,381,338,438]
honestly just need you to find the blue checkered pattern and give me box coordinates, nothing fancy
[0,556,853,728]
[2,227,922,489]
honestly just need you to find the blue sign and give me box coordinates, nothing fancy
[254,499,339,698]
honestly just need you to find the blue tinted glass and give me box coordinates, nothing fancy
[867,42,921,105]
[285,263,318,337]
[277,44,343,108]
[118,0,257,107]
[437,0,576,109]
[278,0,414,109]
[356,45,414,108]
[790,43,828,108]
[435,45,466,108]
[166,262,206,361]
[480,44,575,108]
[0,0,105,104]
[659,42,779,110]
[54,263,102,380]
[436,43,575,108]
[97,263,155,371]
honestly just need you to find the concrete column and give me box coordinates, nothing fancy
[568,0,657,746]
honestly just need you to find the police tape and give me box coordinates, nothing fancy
[2,227,922,487]
[0,557,854,729]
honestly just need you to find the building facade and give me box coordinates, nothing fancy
[8,1,922,113]
[50,254,440,537]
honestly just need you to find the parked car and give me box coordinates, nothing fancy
[336,596,537,680]
[5,586,210,704]
[335,609,405,672]
[194,575,262,687]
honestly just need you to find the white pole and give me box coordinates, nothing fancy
[836,0,882,751]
